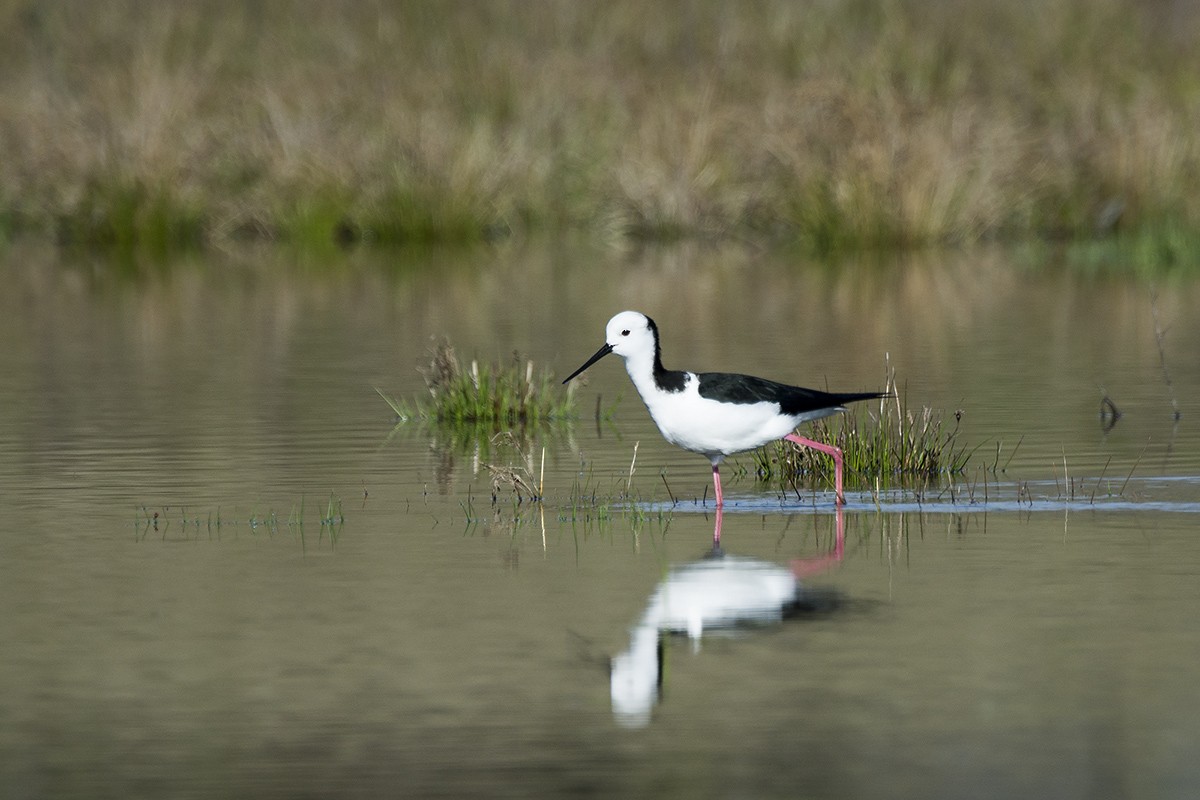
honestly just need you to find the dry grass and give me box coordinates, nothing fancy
[1,0,1198,253]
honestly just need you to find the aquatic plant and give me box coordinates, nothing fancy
[483,435,547,505]
[379,339,577,427]
[134,494,344,545]
[745,370,974,491]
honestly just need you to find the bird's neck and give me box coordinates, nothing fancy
[624,344,676,397]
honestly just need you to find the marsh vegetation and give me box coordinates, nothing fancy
[2,0,1198,260]
[745,370,973,494]
[384,340,972,502]
[378,338,577,426]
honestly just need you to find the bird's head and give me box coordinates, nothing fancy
[563,310,658,383]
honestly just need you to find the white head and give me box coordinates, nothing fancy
[605,310,658,359]
[562,310,660,383]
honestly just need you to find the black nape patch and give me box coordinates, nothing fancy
[644,315,687,392]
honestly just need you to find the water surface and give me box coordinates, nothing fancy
[1,242,1198,799]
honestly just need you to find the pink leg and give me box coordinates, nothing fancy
[711,463,724,508]
[784,433,845,505]
[712,504,724,546]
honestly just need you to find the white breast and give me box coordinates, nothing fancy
[640,374,801,459]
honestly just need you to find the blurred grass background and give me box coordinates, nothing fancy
[1,0,1197,254]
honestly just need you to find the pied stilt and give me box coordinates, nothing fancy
[563,310,886,506]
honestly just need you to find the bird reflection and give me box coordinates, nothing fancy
[611,506,844,727]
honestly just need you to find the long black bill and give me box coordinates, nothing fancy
[562,343,613,384]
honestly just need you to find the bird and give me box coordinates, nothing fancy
[562,310,887,506]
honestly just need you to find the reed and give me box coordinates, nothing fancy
[1,1,1198,256]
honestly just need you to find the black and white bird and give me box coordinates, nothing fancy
[563,310,886,506]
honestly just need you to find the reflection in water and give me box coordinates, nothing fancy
[612,507,844,727]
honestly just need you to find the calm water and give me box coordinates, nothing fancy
[2,241,1199,799]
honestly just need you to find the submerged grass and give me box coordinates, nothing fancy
[379,338,577,427]
[134,495,344,545]
[2,1,1199,259]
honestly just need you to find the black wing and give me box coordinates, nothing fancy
[696,372,884,417]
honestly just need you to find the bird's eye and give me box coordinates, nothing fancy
[621,330,630,336]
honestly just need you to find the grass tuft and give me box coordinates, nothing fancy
[746,368,974,491]
[379,338,577,428]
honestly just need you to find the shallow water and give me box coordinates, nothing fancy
[1,241,1198,799]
